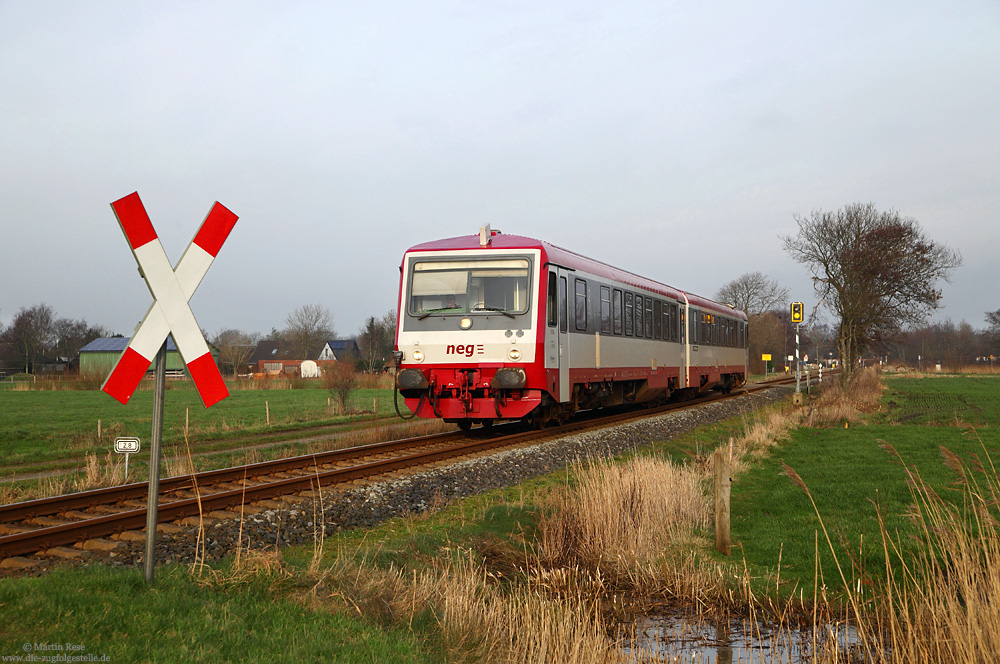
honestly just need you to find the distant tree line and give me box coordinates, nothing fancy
[0,304,113,374]
[0,301,398,377]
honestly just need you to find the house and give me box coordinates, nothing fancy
[78,337,221,377]
[248,338,360,377]
[319,339,360,362]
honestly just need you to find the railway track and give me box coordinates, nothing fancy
[0,376,808,563]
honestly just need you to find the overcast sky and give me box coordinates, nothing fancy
[2,1,997,341]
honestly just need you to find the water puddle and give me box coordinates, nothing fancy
[621,615,862,663]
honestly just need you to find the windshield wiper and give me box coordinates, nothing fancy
[473,306,516,319]
[418,307,461,320]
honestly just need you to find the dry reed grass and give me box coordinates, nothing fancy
[195,548,291,591]
[539,456,711,575]
[807,366,884,428]
[303,548,640,664]
[0,451,130,506]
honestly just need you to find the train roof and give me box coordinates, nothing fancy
[404,231,746,320]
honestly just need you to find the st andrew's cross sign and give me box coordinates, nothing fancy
[102,192,238,407]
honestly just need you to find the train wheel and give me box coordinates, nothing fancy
[457,420,472,432]
[481,419,494,429]
[527,409,549,429]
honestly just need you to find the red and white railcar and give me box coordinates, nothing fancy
[394,227,748,428]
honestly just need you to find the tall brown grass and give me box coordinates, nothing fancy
[303,548,636,664]
[807,366,884,427]
[0,452,127,505]
[538,456,711,575]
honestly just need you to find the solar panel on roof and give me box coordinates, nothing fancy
[80,336,178,352]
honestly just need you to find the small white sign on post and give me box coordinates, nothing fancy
[114,437,141,479]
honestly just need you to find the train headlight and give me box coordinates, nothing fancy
[412,349,425,363]
[508,348,521,361]
[460,317,473,330]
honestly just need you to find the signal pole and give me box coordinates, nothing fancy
[795,324,801,394]
[791,302,804,403]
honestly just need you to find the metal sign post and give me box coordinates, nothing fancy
[795,323,801,395]
[144,342,167,584]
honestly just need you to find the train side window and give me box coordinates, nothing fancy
[624,293,633,336]
[653,300,662,339]
[644,297,654,339]
[574,278,588,331]
[558,276,567,333]
[613,289,623,335]
[547,272,557,327]
[670,303,679,342]
[634,294,644,338]
[600,285,611,334]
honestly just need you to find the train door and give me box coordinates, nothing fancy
[544,268,571,402]
[679,295,689,388]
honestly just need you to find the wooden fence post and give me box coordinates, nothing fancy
[715,449,731,556]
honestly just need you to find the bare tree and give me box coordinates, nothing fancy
[53,318,112,362]
[985,310,1000,355]
[715,271,789,316]
[782,203,961,382]
[357,309,397,372]
[212,328,261,377]
[747,311,786,375]
[284,304,335,361]
[324,361,358,412]
[2,304,57,373]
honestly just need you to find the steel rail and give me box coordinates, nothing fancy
[0,429,469,523]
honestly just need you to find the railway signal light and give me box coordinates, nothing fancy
[791,302,804,324]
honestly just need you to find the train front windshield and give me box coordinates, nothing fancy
[408,258,531,316]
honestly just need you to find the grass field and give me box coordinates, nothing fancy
[0,380,401,474]
[0,562,435,663]
[2,374,999,661]
[732,375,1000,598]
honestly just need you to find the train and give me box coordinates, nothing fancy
[393,226,749,429]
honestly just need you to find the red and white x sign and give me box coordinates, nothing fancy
[103,192,238,407]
